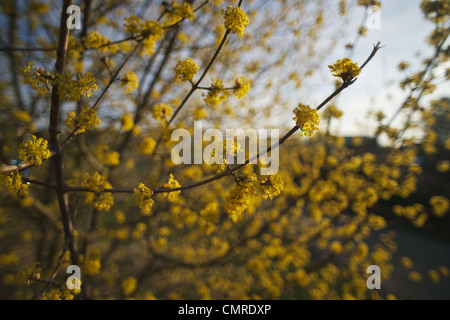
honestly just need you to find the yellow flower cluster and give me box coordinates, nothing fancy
[96,144,120,167]
[121,112,134,132]
[392,203,428,228]
[82,172,110,193]
[163,174,181,202]
[429,196,449,217]
[82,172,114,211]
[122,276,137,296]
[53,72,97,102]
[83,31,119,54]
[18,135,51,166]
[13,110,32,123]
[152,103,173,124]
[121,72,139,93]
[261,174,284,199]
[42,287,80,300]
[293,103,321,136]
[203,79,227,107]
[324,105,343,119]
[223,6,249,38]
[401,256,413,269]
[234,76,251,98]
[83,258,101,275]
[133,183,154,215]
[140,136,156,155]
[124,15,163,56]
[82,249,102,276]
[223,173,258,222]
[65,107,101,133]
[1,172,29,197]
[22,61,51,93]
[174,58,199,82]
[166,1,196,24]
[15,262,41,286]
[328,58,361,82]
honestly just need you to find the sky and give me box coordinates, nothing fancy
[308,0,450,137]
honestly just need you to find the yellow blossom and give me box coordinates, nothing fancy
[152,104,173,124]
[22,61,51,93]
[122,276,137,296]
[140,136,156,155]
[203,79,227,107]
[121,72,139,93]
[96,144,120,167]
[53,72,97,102]
[1,172,29,197]
[83,258,101,276]
[328,58,361,82]
[400,256,413,270]
[15,262,41,286]
[429,196,449,217]
[115,210,126,224]
[261,174,284,199]
[428,269,440,284]
[65,107,101,133]
[82,172,114,211]
[174,58,199,82]
[13,111,32,123]
[293,103,321,136]
[163,174,181,202]
[167,2,196,25]
[436,161,450,172]
[223,173,258,221]
[18,135,51,166]
[124,16,163,56]
[408,271,423,283]
[83,31,118,54]
[234,76,251,98]
[133,183,154,215]
[223,6,249,38]
[121,112,134,132]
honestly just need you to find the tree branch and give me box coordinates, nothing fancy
[49,0,78,265]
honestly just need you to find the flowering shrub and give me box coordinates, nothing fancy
[1,0,449,301]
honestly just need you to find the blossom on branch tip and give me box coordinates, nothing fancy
[223,6,249,38]
[328,58,361,82]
